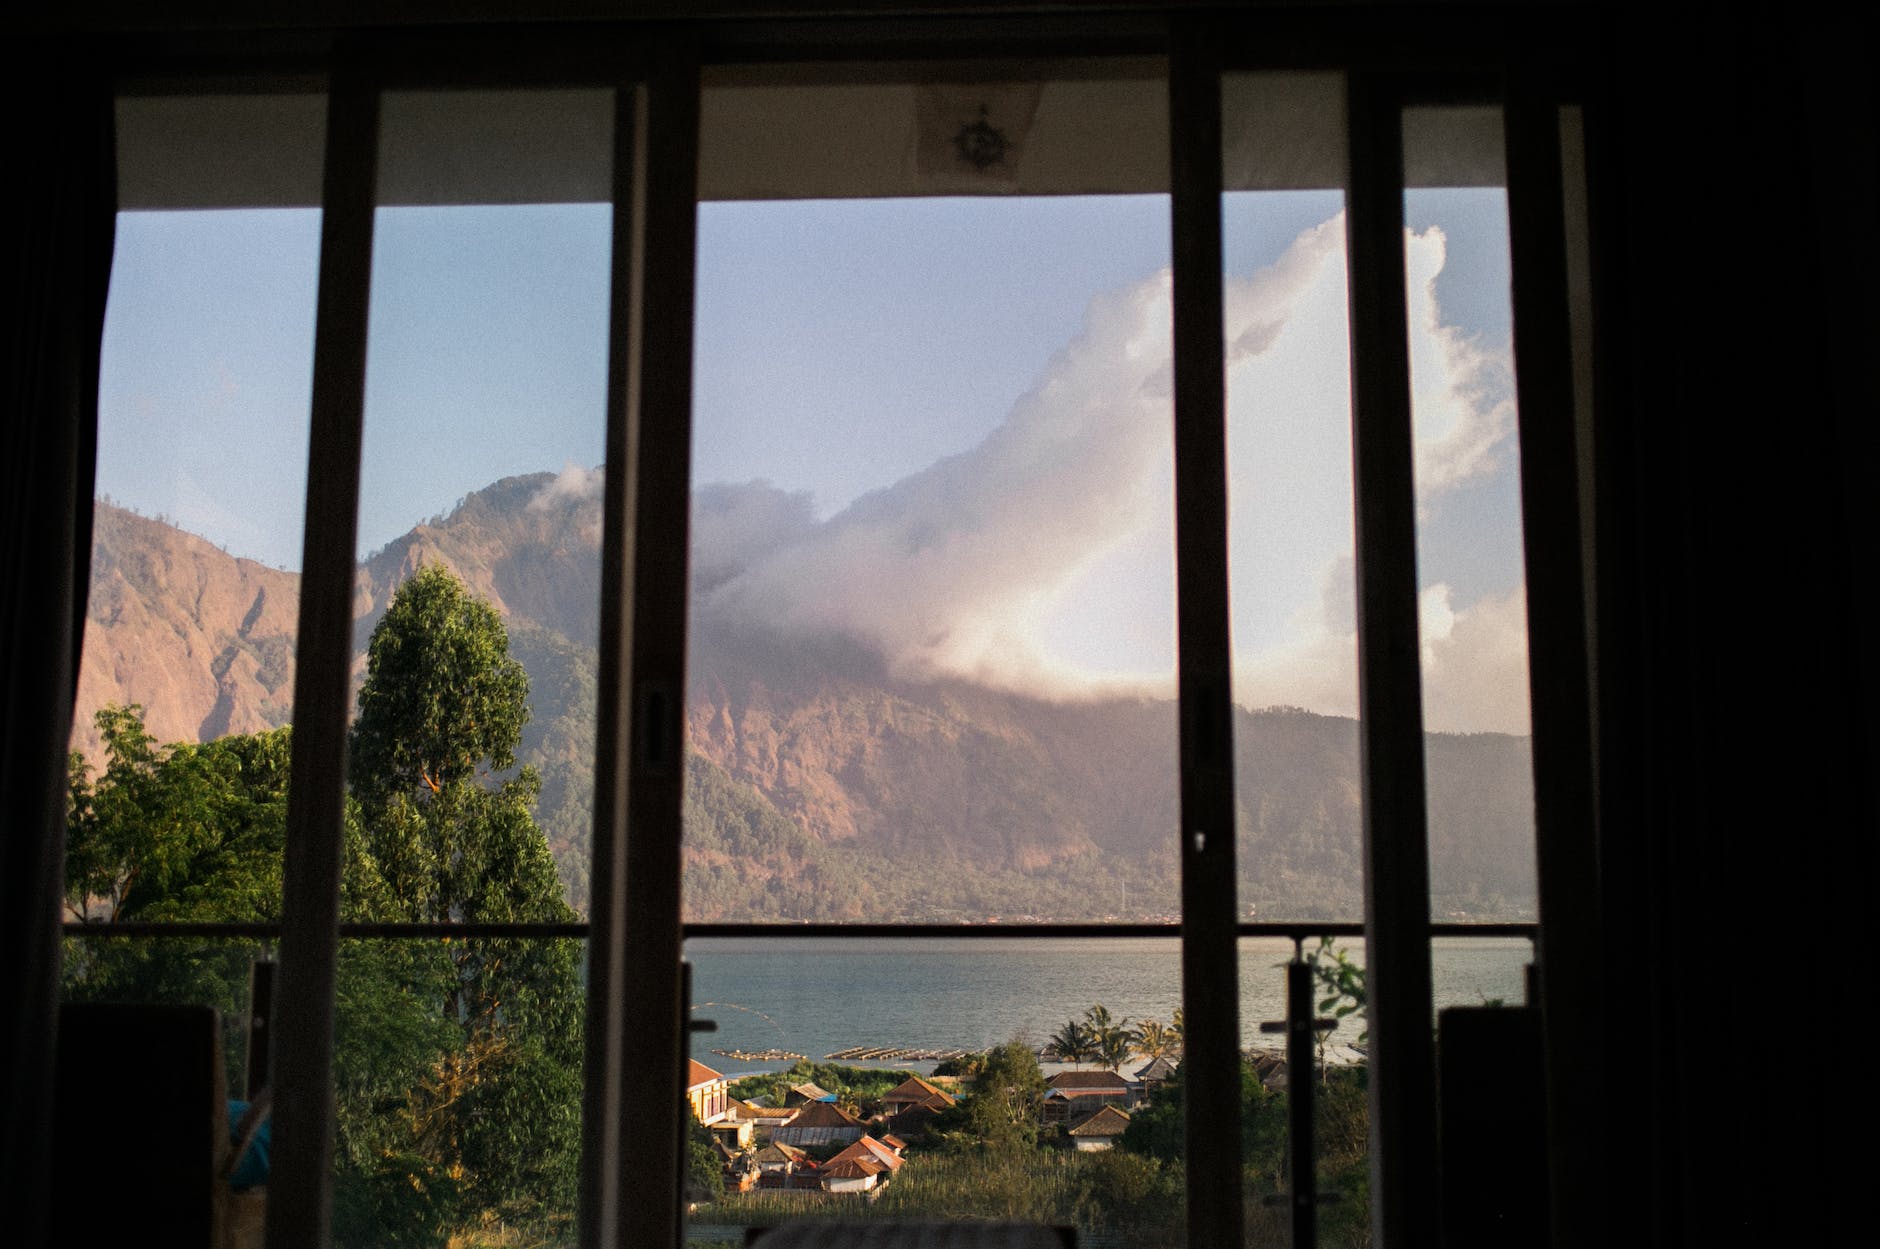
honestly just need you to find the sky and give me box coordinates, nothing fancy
[96,186,1531,734]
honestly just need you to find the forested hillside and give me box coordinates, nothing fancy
[73,477,1537,921]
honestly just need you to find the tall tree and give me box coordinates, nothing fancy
[341,565,582,1237]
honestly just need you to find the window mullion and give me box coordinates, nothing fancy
[1345,70,1440,1249]
[1503,79,1606,1249]
[578,79,643,1249]
[268,53,380,1249]
[612,46,702,1249]
[1168,20,1244,1249]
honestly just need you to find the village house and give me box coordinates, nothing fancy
[1248,1052,1288,1093]
[817,1154,887,1195]
[868,1068,947,1113]
[686,1058,731,1126]
[772,1099,866,1149]
[784,1082,835,1106]
[1131,1055,1177,1094]
[1040,1069,1133,1123]
[726,1096,794,1137]
[751,1141,821,1192]
[708,1117,755,1151]
[878,1075,955,1117]
[1064,1104,1133,1152]
[818,1134,905,1194]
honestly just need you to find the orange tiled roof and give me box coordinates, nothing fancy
[832,1134,905,1171]
[688,1058,725,1089]
[882,1075,954,1106]
[782,1100,865,1130]
[819,1156,886,1180]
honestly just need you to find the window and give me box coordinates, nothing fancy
[63,14,1598,1249]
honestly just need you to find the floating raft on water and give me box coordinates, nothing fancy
[712,1047,807,1062]
[824,1045,975,1062]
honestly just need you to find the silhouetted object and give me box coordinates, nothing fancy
[55,1003,230,1247]
[747,1225,1074,1249]
[1439,1005,1548,1249]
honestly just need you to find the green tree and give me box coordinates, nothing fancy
[1119,1060,1287,1184]
[684,1100,726,1205]
[951,1039,1048,1151]
[62,706,294,1083]
[349,564,529,809]
[338,565,583,1239]
[65,705,290,924]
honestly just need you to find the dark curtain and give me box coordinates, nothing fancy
[1590,9,1876,1248]
[0,41,115,1248]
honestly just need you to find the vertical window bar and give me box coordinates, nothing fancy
[579,81,641,1249]
[268,56,379,1249]
[614,47,700,1249]
[1503,81,1606,1249]
[1344,72,1440,1249]
[1168,21,1244,1249]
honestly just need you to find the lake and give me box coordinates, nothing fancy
[684,934,1531,1077]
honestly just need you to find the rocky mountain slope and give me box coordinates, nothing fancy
[72,476,1538,921]
[72,505,301,761]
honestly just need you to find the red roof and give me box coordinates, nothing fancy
[820,1157,886,1180]
[687,1059,725,1089]
[882,1075,955,1107]
[782,1100,865,1130]
[827,1134,904,1172]
[1047,1070,1130,1090]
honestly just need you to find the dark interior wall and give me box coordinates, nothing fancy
[1591,8,1876,1245]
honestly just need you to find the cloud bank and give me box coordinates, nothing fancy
[551,213,1533,734]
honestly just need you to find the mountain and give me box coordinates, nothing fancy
[71,477,1538,921]
[72,504,300,762]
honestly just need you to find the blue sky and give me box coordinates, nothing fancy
[96,188,1530,731]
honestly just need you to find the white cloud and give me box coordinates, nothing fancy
[687,209,1532,732]
[529,461,604,510]
[1416,583,1532,735]
[1231,560,1533,735]
[698,270,1177,691]
[1405,226,1518,501]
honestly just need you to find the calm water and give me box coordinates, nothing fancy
[685,935,1530,1077]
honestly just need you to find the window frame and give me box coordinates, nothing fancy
[72,11,1600,1249]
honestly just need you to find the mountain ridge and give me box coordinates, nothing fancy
[72,477,1538,921]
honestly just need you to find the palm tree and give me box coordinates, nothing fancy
[1083,1004,1131,1071]
[1095,1025,1132,1070]
[1048,1020,1094,1068]
[1132,1018,1178,1061]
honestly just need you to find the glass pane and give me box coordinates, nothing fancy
[688,935,1185,1246]
[1221,72,1363,925]
[68,94,324,925]
[354,88,612,918]
[332,937,586,1247]
[686,64,1178,926]
[1401,106,1540,923]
